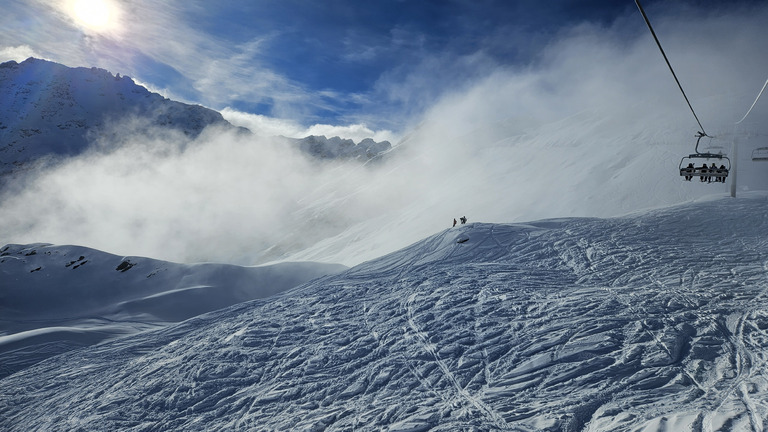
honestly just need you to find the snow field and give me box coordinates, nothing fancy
[1,193,768,430]
[0,243,345,378]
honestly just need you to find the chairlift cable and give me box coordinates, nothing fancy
[635,0,708,136]
[735,75,768,124]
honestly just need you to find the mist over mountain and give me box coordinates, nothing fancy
[0,58,392,189]
[3,0,768,268]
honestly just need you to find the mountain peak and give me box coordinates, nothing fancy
[0,57,239,180]
[286,134,392,160]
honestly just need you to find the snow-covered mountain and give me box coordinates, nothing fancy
[2,193,767,431]
[0,243,345,379]
[0,58,393,186]
[285,135,393,161]
[0,58,245,181]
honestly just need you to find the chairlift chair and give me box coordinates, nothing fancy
[752,147,768,161]
[679,153,730,181]
[678,132,730,182]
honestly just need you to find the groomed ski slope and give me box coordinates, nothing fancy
[2,193,768,431]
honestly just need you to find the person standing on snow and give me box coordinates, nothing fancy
[453,218,457,227]
[460,216,467,224]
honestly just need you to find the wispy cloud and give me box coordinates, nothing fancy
[220,108,398,144]
[1,0,633,132]
[0,0,322,122]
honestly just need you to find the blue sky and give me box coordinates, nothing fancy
[0,0,762,138]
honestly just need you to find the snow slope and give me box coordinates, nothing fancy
[2,193,767,431]
[0,243,346,379]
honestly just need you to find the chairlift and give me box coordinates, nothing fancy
[752,147,768,161]
[678,132,730,182]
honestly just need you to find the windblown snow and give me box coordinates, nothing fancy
[2,193,768,431]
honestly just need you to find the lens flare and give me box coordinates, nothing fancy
[69,0,119,34]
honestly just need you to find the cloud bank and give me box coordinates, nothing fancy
[220,108,398,144]
[2,2,768,266]
[0,45,42,62]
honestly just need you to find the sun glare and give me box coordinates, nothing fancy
[69,0,119,34]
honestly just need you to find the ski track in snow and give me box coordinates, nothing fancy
[0,244,346,379]
[2,195,768,431]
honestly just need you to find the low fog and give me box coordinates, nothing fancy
[2,3,768,266]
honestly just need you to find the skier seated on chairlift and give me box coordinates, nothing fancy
[684,163,694,181]
[699,163,708,182]
[460,216,467,224]
[708,163,718,183]
[716,164,727,183]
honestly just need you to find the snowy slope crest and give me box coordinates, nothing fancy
[0,243,345,379]
[2,194,768,431]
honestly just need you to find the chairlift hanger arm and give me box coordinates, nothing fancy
[695,132,705,153]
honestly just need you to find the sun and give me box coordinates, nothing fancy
[68,0,120,34]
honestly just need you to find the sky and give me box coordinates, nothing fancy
[2,0,757,140]
[2,0,768,266]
